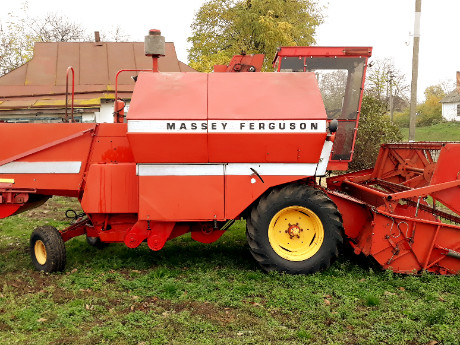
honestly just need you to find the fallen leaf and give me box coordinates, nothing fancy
[71,268,78,274]
[384,291,396,296]
[237,332,244,336]
[359,278,366,282]
[132,270,141,273]
[399,287,405,291]
[37,318,47,323]
[427,341,438,345]
[324,299,331,306]
[438,297,446,302]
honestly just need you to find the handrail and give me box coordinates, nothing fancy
[65,66,75,122]
[114,69,152,102]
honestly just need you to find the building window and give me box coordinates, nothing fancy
[457,104,460,117]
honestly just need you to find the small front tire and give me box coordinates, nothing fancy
[30,225,66,272]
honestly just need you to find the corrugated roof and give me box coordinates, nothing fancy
[0,41,196,112]
[440,89,460,103]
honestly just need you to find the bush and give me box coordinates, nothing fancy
[416,110,443,127]
[393,110,410,128]
[350,96,403,171]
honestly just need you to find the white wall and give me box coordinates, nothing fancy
[90,101,130,123]
[442,103,459,121]
[94,103,115,123]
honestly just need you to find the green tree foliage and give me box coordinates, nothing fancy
[350,95,403,171]
[393,109,410,128]
[187,0,324,71]
[387,83,451,128]
[415,84,446,127]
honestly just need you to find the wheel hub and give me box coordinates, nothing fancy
[34,240,47,265]
[286,223,303,239]
[268,205,324,261]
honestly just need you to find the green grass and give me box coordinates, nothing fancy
[400,122,460,141]
[0,197,459,344]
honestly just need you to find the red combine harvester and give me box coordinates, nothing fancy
[0,30,459,275]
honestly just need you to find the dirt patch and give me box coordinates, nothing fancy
[23,197,82,222]
[4,271,60,294]
[120,297,239,326]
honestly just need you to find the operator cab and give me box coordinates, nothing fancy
[273,47,372,170]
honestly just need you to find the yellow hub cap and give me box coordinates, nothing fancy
[268,206,324,261]
[34,240,47,265]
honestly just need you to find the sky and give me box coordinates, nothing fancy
[1,0,459,100]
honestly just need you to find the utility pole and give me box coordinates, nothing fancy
[409,0,421,141]
[388,72,395,122]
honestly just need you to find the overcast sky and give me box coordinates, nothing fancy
[1,0,459,99]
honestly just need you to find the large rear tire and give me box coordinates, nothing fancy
[246,184,343,274]
[30,225,66,272]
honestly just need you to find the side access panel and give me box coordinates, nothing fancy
[81,163,138,214]
[137,164,225,221]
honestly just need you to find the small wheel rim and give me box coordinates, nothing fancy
[34,240,47,265]
[268,206,324,261]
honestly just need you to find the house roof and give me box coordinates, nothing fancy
[440,89,460,103]
[0,41,196,113]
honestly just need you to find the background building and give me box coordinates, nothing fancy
[0,40,195,123]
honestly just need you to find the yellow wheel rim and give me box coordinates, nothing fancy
[268,206,324,261]
[34,240,47,265]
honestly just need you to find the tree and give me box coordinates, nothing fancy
[415,84,447,127]
[0,6,130,76]
[187,0,324,71]
[317,70,347,115]
[30,13,87,42]
[350,95,403,171]
[366,58,409,113]
[0,5,35,76]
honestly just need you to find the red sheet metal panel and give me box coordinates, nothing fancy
[207,73,327,163]
[430,143,460,215]
[209,132,326,163]
[0,123,95,194]
[138,166,225,221]
[208,72,326,120]
[81,163,138,214]
[128,72,207,120]
[225,175,313,219]
[126,72,208,162]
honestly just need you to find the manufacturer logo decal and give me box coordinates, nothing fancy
[128,120,325,133]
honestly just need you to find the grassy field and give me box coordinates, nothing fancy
[0,197,459,345]
[400,122,460,141]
